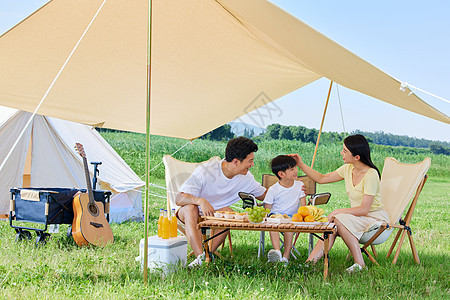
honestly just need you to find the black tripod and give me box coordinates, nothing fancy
[91,161,102,189]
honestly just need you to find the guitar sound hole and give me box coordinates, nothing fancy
[88,203,99,216]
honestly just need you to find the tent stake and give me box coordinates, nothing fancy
[311,81,333,169]
[143,0,153,284]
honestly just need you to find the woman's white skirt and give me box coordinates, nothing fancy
[334,209,389,240]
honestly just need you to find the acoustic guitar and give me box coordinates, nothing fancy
[72,143,113,246]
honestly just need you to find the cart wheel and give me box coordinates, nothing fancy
[36,232,51,246]
[67,226,72,238]
[23,230,32,240]
[15,233,22,242]
[15,230,32,242]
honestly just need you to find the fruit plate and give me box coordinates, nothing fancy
[292,221,329,226]
[265,217,292,224]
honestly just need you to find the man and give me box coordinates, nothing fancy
[176,136,266,267]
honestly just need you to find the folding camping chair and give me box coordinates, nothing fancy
[258,174,331,258]
[351,157,431,266]
[163,155,233,257]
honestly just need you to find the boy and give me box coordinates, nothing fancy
[264,155,306,263]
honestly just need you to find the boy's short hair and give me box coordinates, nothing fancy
[225,136,258,162]
[271,155,297,179]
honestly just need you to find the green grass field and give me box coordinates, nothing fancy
[0,133,448,299]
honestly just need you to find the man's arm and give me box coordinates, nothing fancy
[255,189,267,201]
[175,192,215,216]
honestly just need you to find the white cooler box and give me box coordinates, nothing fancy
[136,235,188,273]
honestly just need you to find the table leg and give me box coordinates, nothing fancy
[323,232,329,279]
[201,228,211,263]
[258,231,265,258]
[308,233,314,255]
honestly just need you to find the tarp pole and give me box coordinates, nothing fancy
[311,81,333,169]
[143,0,153,283]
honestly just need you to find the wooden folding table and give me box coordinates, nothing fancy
[198,218,337,279]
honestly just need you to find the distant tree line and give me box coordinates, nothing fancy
[199,124,235,141]
[198,125,257,141]
[192,124,450,156]
[242,128,255,138]
[261,124,346,144]
[429,142,450,155]
[352,130,449,148]
[353,130,450,155]
[258,124,449,155]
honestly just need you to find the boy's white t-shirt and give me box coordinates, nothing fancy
[264,180,306,216]
[179,159,266,211]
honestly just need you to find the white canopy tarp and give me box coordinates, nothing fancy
[0,111,144,223]
[0,0,447,140]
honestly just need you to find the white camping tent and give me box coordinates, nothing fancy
[0,110,144,223]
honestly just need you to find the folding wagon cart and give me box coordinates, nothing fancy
[9,187,111,246]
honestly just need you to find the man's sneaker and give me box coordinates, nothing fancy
[346,263,365,273]
[281,256,289,267]
[188,253,205,268]
[267,249,282,262]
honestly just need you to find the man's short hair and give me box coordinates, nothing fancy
[271,155,297,179]
[225,136,258,162]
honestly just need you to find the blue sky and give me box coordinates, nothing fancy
[238,0,450,142]
[1,0,449,142]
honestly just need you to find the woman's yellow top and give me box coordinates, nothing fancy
[336,164,383,211]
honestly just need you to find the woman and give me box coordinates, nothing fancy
[291,134,389,272]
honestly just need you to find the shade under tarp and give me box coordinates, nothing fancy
[0,0,448,140]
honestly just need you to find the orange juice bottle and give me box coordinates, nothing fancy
[157,209,163,237]
[170,208,177,238]
[162,210,170,239]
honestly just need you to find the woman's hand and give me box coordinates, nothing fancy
[288,153,303,167]
[327,196,374,221]
[289,154,344,184]
[327,209,342,222]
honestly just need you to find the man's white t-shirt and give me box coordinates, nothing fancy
[264,180,306,216]
[179,159,266,211]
